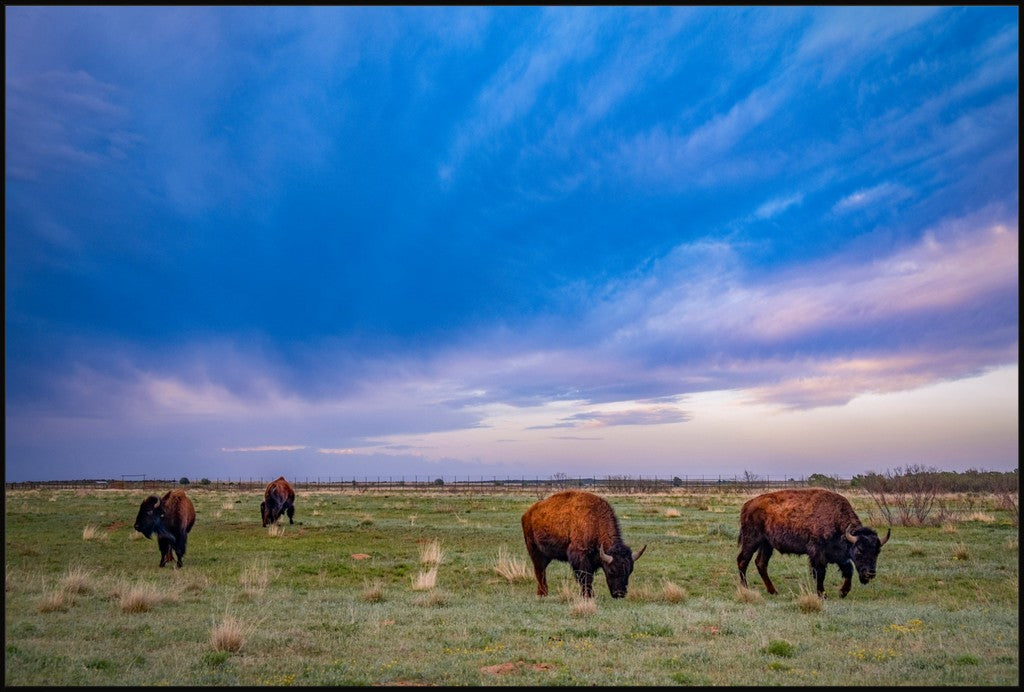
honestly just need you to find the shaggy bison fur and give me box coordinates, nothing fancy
[134,489,196,568]
[521,490,646,599]
[737,487,890,598]
[261,476,295,527]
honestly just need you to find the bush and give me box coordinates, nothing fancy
[179,477,190,485]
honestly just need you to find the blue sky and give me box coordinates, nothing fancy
[5,6,1018,483]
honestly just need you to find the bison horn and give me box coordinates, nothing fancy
[880,527,891,545]
[632,544,647,561]
[844,527,859,544]
[599,545,614,565]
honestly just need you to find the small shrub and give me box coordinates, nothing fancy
[952,543,970,561]
[764,640,795,657]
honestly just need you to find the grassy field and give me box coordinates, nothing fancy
[3,487,1018,686]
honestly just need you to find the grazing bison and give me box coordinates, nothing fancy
[521,490,646,599]
[261,476,295,527]
[133,489,196,568]
[737,487,890,598]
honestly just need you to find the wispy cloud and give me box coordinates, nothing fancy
[221,445,307,453]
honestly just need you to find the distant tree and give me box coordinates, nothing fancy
[200,478,211,485]
[179,477,190,485]
[672,476,683,487]
[432,478,444,486]
[807,473,839,489]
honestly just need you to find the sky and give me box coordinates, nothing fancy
[4,6,1019,483]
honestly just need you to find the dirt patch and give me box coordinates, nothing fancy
[351,553,372,560]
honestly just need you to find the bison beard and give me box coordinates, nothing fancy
[521,490,646,599]
[260,476,296,527]
[737,488,890,598]
[133,489,196,568]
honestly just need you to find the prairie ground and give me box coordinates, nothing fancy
[3,487,1018,686]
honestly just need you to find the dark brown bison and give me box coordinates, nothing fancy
[521,490,647,599]
[133,489,196,568]
[261,476,295,527]
[737,487,890,598]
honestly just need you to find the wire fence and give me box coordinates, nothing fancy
[4,474,848,494]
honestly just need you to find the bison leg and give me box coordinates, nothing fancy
[809,557,828,597]
[525,547,551,596]
[286,504,295,524]
[736,540,759,589]
[175,535,187,568]
[838,560,853,598]
[567,549,594,598]
[157,537,172,567]
[754,544,777,595]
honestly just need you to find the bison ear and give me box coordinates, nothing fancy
[880,527,891,545]
[844,527,858,544]
[632,544,647,561]
[598,545,614,565]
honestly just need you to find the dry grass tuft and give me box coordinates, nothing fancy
[414,589,449,607]
[115,581,173,613]
[942,522,958,534]
[569,595,597,617]
[266,524,285,538]
[795,581,823,613]
[38,588,75,613]
[952,543,970,561]
[82,525,109,541]
[60,566,95,595]
[361,579,385,603]
[412,565,438,591]
[419,539,444,566]
[967,512,996,523]
[556,578,581,602]
[240,558,273,598]
[494,546,531,583]
[664,508,681,518]
[661,579,688,603]
[735,585,763,604]
[210,615,246,653]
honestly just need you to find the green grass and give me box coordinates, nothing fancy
[3,488,1018,686]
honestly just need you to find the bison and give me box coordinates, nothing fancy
[261,476,295,527]
[521,490,647,599]
[737,487,890,598]
[133,489,196,568]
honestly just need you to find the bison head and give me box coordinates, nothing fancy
[844,525,890,584]
[598,543,647,598]
[133,495,163,539]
